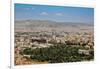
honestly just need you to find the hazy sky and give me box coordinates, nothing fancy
[15,3,94,24]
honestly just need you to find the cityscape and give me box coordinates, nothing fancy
[14,4,94,65]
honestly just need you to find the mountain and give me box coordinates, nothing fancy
[15,20,93,32]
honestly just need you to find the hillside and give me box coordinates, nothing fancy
[15,20,93,32]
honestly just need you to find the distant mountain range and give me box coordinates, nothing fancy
[15,20,93,32]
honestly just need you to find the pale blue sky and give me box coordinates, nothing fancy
[15,3,94,24]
